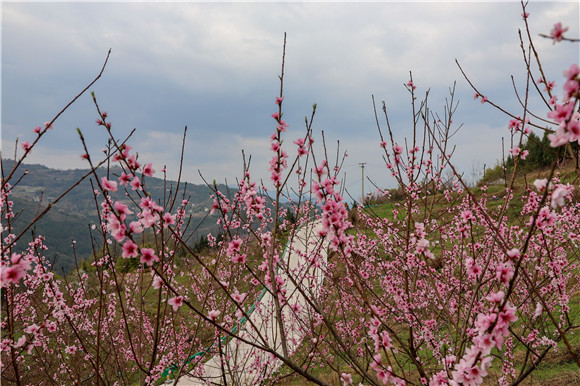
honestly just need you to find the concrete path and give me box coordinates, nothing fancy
[176,220,328,385]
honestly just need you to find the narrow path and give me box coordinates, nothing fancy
[176,220,328,385]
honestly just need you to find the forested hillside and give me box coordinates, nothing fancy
[1,159,224,273]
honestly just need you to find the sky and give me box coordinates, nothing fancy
[2,1,579,200]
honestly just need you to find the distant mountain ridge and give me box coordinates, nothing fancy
[1,159,224,274]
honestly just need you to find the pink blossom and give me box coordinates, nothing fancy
[231,253,246,264]
[139,196,162,211]
[381,331,392,349]
[270,141,281,152]
[120,145,132,157]
[291,302,302,313]
[24,324,40,335]
[563,64,580,80]
[140,248,158,266]
[293,137,305,147]
[520,150,529,160]
[468,262,482,278]
[430,371,449,386]
[370,353,382,372]
[65,345,77,355]
[473,334,495,355]
[275,96,284,105]
[232,290,247,303]
[114,201,132,221]
[533,178,548,192]
[550,22,569,44]
[506,248,520,260]
[33,126,41,134]
[142,162,155,177]
[122,240,138,259]
[548,127,570,147]
[108,218,126,242]
[228,238,242,254]
[496,262,514,285]
[152,275,163,289]
[547,103,573,124]
[168,296,183,311]
[208,309,220,320]
[127,154,140,170]
[129,220,144,234]
[46,322,57,333]
[486,291,505,304]
[21,141,32,151]
[271,171,281,186]
[101,177,118,192]
[446,355,457,367]
[498,303,518,325]
[509,147,520,156]
[507,118,521,131]
[293,138,309,156]
[551,184,571,208]
[460,210,474,223]
[480,96,488,104]
[15,336,26,348]
[140,209,159,229]
[341,372,353,385]
[533,302,543,318]
[277,121,289,132]
[162,212,175,227]
[567,119,580,140]
[392,144,403,155]
[297,146,308,156]
[130,176,142,191]
[535,206,556,229]
[0,254,30,287]
[563,79,579,102]
[314,164,327,177]
[452,358,484,385]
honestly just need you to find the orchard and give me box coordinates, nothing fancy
[1,2,579,385]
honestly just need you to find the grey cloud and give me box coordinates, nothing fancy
[2,1,578,190]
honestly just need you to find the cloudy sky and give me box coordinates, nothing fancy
[2,1,578,199]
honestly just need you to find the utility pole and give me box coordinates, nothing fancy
[359,163,366,205]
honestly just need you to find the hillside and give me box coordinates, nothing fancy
[1,159,226,273]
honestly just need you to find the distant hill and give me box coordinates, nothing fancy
[1,159,227,274]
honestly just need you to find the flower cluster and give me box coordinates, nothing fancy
[451,295,518,385]
[547,64,580,147]
[0,253,31,287]
[270,96,290,187]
